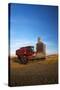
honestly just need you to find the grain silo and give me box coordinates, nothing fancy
[36,37,46,57]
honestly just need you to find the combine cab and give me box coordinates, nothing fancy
[16,38,46,64]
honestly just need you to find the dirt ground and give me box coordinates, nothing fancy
[9,54,58,86]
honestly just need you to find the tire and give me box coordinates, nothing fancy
[20,56,28,64]
[41,57,46,60]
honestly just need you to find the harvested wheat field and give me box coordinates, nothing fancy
[9,54,58,86]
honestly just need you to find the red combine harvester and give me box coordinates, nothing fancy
[16,38,46,64]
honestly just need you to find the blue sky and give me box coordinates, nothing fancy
[9,3,58,56]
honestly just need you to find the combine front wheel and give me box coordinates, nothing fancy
[20,56,28,64]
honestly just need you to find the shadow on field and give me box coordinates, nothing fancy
[12,57,46,64]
